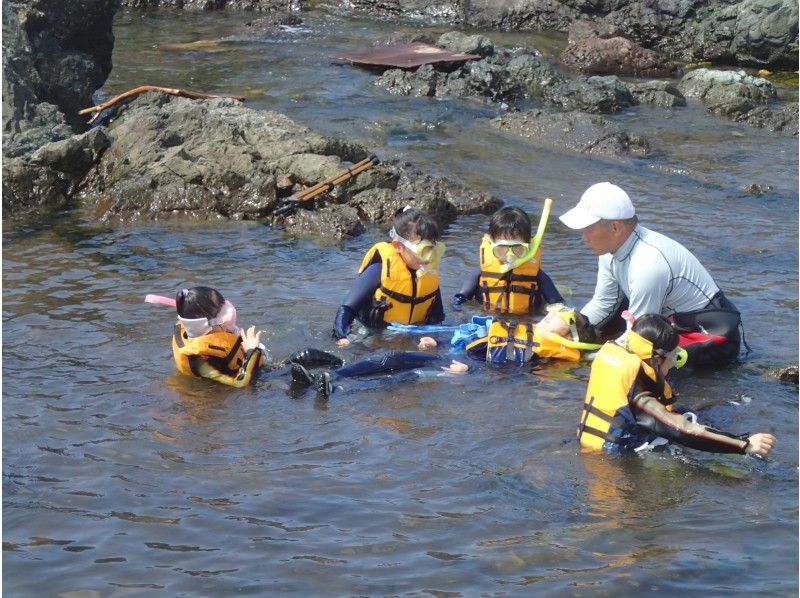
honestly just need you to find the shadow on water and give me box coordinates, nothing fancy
[2,6,797,596]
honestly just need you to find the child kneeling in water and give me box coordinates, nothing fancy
[333,206,446,347]
[453,206,563,314]
[577,314,775,456]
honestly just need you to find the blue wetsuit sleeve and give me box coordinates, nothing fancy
[333,263,382,339]
[426,289,445,324]
[538,269,563,304]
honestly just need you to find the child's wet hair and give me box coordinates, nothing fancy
[632,314,679,354]
[489,207,531,243]
[176,286,226,320]
[393,206,441,242]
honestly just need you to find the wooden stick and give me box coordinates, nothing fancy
[79,85,246,121]
[295,155,377,201]
[272,155,379,217]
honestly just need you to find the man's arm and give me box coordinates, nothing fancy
[580,255,623,325]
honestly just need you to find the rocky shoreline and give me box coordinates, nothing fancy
[3,0,797,226]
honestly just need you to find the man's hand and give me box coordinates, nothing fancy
[746,433,776,456]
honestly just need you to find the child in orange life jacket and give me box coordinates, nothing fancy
[452,206,563,315]
[577,313,775,456]
[333,206,446,347]
[172,286,266,387]
[457,304,595,365]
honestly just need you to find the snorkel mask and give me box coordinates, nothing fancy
[497,198,553,274]
[178,299,238,338]
[622,330,687,369]
[389,227,445,276]
[489,236,530,266]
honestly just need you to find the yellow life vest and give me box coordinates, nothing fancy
[478,235,541,315]
[171,321,246,377]
[359,241,440,325]
[577,332,674,451]
[465,320,581,363]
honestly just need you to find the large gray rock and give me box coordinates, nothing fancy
[79,93,364,221]
[543,76,635,114]
[3,0,118,132]
[678,68,775,115]
[3,127,110,216]
[3,0,118,173]
[677,68,796,134]
[71,93,500,238]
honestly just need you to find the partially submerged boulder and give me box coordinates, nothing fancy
[678,68,777,116]
[491,109,650,159]
[677,68,796,134]
[559,36,680,78]
[543,76,635,114]
[65,92,499,238]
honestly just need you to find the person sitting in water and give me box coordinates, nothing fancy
[559,182,743,367]
[333,206,446,347]
[452,206,563,315]
[169,286,343,388]
[577,313,775,456]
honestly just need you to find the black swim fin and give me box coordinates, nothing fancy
[288,347,344,368]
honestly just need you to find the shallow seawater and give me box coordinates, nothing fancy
[3,7,798,595]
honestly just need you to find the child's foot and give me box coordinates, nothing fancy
[289,348,344,368]
[314,371,332,399]
[290,362,314,387]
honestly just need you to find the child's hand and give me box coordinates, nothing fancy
[418,336,438,350]
[240,325,263,352]
[336,337,351,347]
[441,359,468,374]
[745,433,776,456]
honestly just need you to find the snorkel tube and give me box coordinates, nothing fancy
[145,294,177,307]
[500,197,553,273]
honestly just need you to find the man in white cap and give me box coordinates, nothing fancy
[558,182,742,366]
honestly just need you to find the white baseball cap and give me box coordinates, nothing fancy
[559,182,635,230]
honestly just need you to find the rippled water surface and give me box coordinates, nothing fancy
[4,8,798,596]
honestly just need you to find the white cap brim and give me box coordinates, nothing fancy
[559,206,600,230]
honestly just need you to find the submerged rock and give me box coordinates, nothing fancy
[627,81,687,108]
[768,366,799,384]
[492,109,650,159]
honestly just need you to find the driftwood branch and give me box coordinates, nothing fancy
[79,85,246,124]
